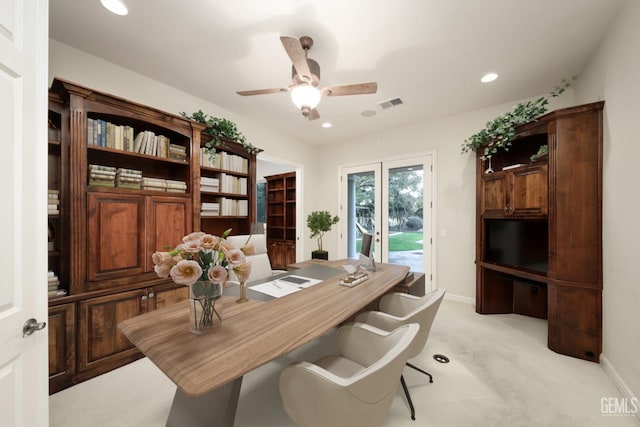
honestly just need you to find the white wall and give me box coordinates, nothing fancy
[49,39,319,255]
[315,93,573,300]
[575,0,640,402]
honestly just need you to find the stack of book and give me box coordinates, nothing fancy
[88,164,117,187]
[200,147,220,169]
[217,174,248,195]
[218,151,249,173]
[200,176,220,193]
[116,168,142,189]
[169,144,187,161]
[48,190,60,215]
[165,179,187,193]
[48,271,66,298]
[87,118,135,151]
[132,131,173,158]
[215,198,249,217]
[201,202,220,217]
[141,177,167,191]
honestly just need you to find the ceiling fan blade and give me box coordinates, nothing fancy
[307,108,320,120]
[322,82,378,96]
[237,87,289,96]
[280,36,312,83]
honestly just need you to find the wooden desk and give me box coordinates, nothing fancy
[119,260,408,426]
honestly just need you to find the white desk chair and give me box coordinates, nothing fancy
[355,288,446,420]
[279,322,420,427]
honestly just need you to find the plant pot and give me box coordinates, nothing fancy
[311,250,329,260]
[188,280,223,334]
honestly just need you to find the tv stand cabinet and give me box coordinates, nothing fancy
[475,102,604,362]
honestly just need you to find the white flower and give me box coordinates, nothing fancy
[170,260,203,286]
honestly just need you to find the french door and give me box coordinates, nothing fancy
[339,154,434,285]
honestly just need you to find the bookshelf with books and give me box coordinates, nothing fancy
[265,172,297,269]
[195,136,257,236]
[47,78,207,392]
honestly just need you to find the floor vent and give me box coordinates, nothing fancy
[379,97,404,109]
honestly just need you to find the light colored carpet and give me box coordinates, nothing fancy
[50,299,639,427]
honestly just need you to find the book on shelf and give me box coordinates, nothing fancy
[89,180,116,188]
[201,201,220,217]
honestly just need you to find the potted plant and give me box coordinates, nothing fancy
[180,110,261,160]
[307,211,339,260]
[460,77,575,160]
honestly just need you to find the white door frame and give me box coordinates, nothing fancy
[257,153,305,263]
[0,0,50,425]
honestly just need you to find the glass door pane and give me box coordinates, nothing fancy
[384,164,425,271]
[340,163,381,262]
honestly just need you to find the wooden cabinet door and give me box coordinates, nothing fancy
[268,242,286,270]
[150,282,189,310]
[77,289,147,375]
[284,242,296,267]
[511,164,548,216]
[87,192,146,282]
[481,173,508,216]
[146,196,192,271]
[48,303,76,394]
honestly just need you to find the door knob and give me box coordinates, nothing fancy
[23,318,46,337]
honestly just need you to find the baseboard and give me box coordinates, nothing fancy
[600,354,640,423]
[444,293,475,306]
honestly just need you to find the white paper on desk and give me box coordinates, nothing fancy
[250,281,301,298]
[249,276,323,298]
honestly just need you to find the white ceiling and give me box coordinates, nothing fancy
[49,0,624,146]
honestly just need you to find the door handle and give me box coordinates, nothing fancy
[23,318,46,337]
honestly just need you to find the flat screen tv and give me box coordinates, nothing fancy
[484,219,548,273]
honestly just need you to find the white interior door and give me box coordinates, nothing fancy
[0,0,50,425]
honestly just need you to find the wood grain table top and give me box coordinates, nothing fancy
[119,260,409,397]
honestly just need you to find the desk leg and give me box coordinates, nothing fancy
[166,377,243,427]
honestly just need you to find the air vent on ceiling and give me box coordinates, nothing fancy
[379,97,404,109]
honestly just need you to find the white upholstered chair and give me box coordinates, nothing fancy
[355,288,446,420]
[225,234,285,282]
[279,322,419,427]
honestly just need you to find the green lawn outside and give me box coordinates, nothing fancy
[356,231,423,252]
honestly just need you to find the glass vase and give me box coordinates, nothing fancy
[188,280,223,334]
[236,280,248,304]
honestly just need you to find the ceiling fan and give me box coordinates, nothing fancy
[236,36,378,120]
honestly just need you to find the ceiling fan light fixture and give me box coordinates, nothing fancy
[291,84,321,109]
[100,0,128,15]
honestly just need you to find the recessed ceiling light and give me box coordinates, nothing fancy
[101,0,128,16]
[322,122,332,128]
[481,73,498,83]
[361,110,377,117]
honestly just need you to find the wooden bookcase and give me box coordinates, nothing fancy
[265,172,296,269]
[46,79,256,393]
[475,101,604,362]
[195,136,257,236]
